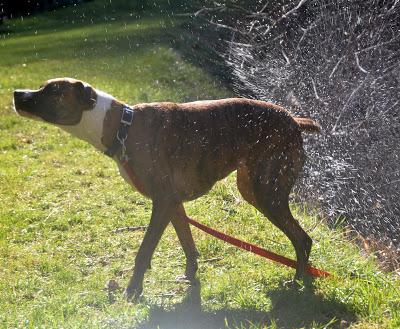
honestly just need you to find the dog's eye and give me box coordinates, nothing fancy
[51,86,62,95]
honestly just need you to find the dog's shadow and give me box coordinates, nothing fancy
[136,280,356,329]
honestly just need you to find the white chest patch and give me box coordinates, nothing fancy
[59,88,113,151]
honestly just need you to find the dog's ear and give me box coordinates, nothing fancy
[75,81,96,109]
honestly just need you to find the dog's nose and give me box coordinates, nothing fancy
[13,89,36,115]
[14,89,34,102]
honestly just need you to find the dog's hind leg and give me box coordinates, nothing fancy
[237,148,312,280]
[171,204,199,282]
[125,199,178,300]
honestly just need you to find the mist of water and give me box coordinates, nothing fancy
[203,0,400,259]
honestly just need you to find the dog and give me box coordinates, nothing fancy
[13,78,321,300]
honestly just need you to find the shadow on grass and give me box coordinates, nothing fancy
[137,280,356,329]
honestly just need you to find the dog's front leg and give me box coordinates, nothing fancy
[171,204,199,282]
[125,199,177,301]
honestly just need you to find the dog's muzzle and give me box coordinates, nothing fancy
[13,89,41,120]
[14,89,35,108]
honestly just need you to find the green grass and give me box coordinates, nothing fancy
[0,1,399,328]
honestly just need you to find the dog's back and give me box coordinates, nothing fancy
[126,98,319,202]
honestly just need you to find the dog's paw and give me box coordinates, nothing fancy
[124,284,143,302]
[283,278,301,289]
[175,274,191,283]
[104,279,120,292]
[184,262,198,282]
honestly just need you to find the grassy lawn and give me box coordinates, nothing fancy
[0,1,399,328]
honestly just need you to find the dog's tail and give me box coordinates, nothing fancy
[294,117,321,134]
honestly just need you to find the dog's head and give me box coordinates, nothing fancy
[13,78,96,125]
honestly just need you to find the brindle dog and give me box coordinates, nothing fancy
[14,78,321,300]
